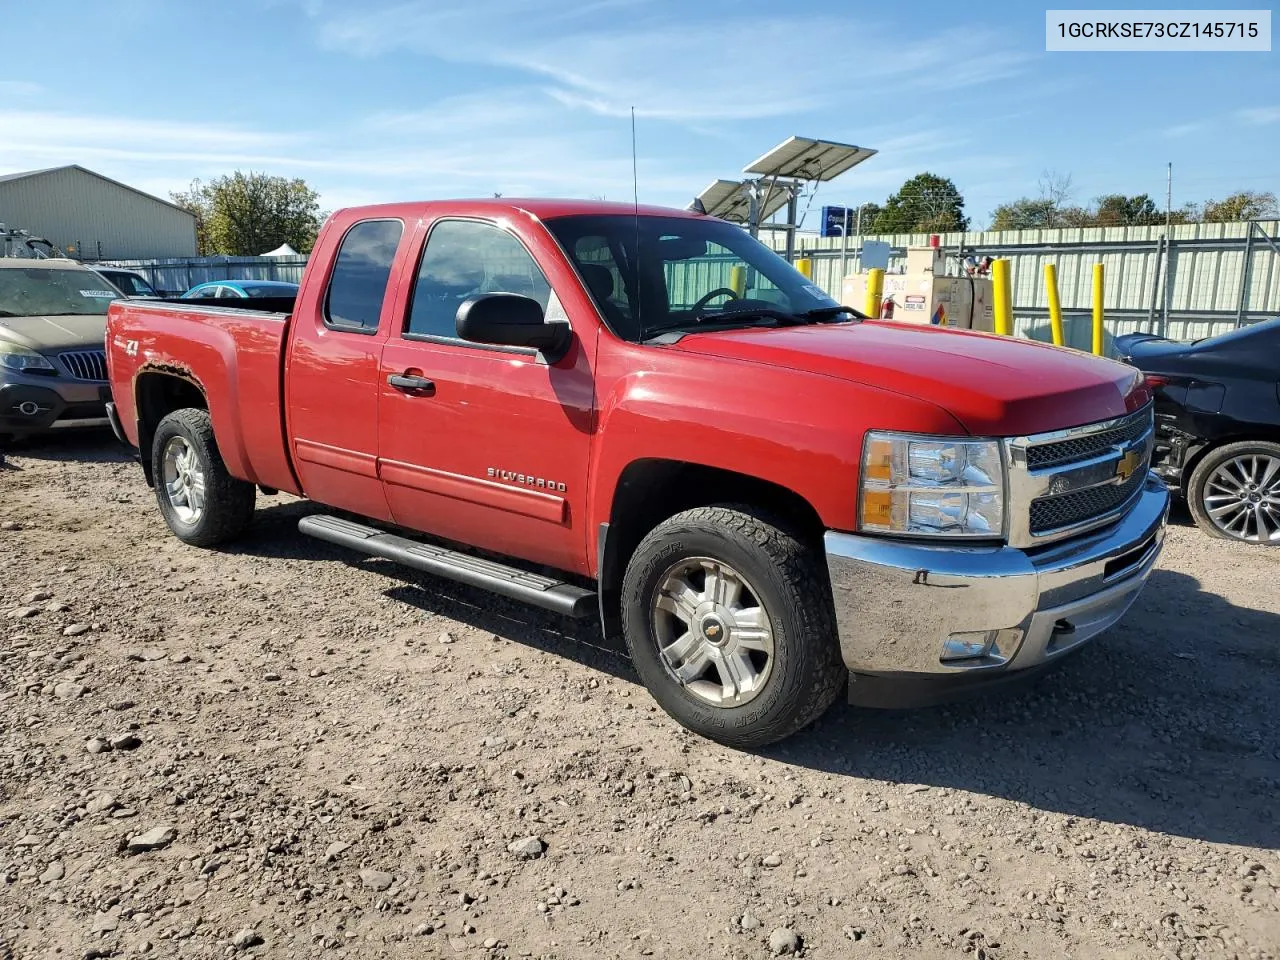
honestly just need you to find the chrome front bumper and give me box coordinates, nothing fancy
[824,473,1169,705]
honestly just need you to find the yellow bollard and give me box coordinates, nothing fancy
[865,268,884,319]
[728,265,747,298]
[1044,263,1065,347]
[795,257,813,280]
[1091,263,1105,356]
[992,258,1013,336]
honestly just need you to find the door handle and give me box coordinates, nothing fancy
[388,373,435,394]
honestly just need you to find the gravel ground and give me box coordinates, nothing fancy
[1,430,1277,960]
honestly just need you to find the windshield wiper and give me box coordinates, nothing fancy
[798,305,866,321]
[642,309,803,342]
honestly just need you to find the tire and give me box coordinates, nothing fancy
[151,408,255,547]
[620,505,846,748]
[1186,440,1280,545]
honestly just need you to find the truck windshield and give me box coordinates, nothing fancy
[0,267,119,317]
[544,214,853,342]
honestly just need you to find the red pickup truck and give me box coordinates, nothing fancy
[104,199,1168,747]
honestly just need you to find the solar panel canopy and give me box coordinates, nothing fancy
[743,137,877,182]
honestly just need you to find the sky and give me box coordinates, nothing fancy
[1,0,1276,231]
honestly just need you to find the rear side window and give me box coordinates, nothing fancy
[325,219,404,332]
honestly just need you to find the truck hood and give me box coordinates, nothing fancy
[667,321,1150,437]
[0,314,108,351]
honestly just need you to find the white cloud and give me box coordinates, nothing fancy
[1163,122,1206,138]
[310,1,1025,123]
[1238,106,1280,126]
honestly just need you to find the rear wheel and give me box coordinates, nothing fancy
[1187,441,1280,544]
[151,408,255,547]
[620,505,845,748]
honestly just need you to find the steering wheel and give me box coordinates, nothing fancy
[691,287,741,314]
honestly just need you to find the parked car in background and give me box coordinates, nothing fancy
[94,267,160,298]
[0,259,114,445]
[181,280,299,299]
[1115,318,1280,544]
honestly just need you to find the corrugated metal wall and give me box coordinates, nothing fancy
[0,167,197,260]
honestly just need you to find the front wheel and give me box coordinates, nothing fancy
[151,408,255,547]
[1187,440,1280,544]
[620,505,846,748]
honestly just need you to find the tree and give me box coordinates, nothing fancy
[988,170,1079,231]
[172,172,324,256]
[870,173,968,233]
[1201,191,1279,222]
[170,178,213,255]
[1092,193,1162,226]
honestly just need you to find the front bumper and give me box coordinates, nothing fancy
[0,374,111,436]
[825,473,1169,707]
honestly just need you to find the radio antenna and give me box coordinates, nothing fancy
[631,106,643,336]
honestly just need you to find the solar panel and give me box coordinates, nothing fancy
[743,136,877,182]
[693,179,790,224]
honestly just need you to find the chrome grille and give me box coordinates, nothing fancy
[59,350,108,382]
[1026,411,1152,470]
[1007,404,1155,547]
[1029,465,1146,533]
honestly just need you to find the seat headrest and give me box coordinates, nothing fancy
[578,263,616,302]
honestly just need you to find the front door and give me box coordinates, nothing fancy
[376,217,597,574]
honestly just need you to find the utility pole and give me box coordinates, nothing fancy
[1165,162,1172,229]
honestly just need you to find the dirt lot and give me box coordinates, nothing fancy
[1,431,1277,960]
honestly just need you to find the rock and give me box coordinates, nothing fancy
[171,653,191,664]
[438,632,456,644]
[324,841,350,862]
[110,733,143,751]
[740,911,761,931]
[45,601,71,613]
[507,836,545,859]
[7,606,40,619]
[263,672,281,681]
[13,833,42,847]
[413,923,434,936]
[53,681,87,699]
[768,928,800,955]
[483,735,507,748]
[40,861,65,883]
[359,868,394,891]
[91,913,120,934]
[0,520,21,531]
[126,649,166,663]
[762,853,783,868]
[893,864,914,876]
[25,590,53,603]
[231,929,262,950]
[63,623,91,637]
[483,938,499,949]
[127,824,177,853]
[87,793,118,814]
[86,738,112,754]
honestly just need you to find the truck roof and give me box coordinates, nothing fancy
[330,198,707,222]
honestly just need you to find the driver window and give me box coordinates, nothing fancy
[406,220,551,340]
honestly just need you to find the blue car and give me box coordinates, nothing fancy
[181,280,299,300]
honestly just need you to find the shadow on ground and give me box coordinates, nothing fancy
[224,501,1280,850]
[3,427,129,464]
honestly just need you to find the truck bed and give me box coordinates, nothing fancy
[105,298,300,495]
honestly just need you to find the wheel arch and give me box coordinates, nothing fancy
[1180,429,1280,497]
[595,458,826,638]
[134,368,208,487]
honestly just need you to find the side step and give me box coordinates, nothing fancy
[298,515,597,619]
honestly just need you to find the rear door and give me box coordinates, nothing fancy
[285,217,412,519]
[376,217,598,574]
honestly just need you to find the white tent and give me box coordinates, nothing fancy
[260,243,298,257]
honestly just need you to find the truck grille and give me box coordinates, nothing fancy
[58,350,108,382]
[1008,404,1154,546]
[1025,410,1152,470]
[1029,466,1147,534]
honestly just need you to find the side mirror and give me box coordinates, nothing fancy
[455,293,571,361]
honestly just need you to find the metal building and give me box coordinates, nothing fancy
[0,165,197,260]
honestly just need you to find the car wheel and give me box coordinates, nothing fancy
[620,505,846,748]
[1187,440,1280,544]
[151,408,255,547]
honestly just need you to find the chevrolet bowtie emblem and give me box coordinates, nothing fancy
[705,625,721,638]
[1115,447,1143,483]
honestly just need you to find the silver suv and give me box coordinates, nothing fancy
[0,259,120,444]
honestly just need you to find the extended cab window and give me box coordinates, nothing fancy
[325,219,404,331]
[406,220,551,340]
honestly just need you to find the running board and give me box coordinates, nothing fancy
[298,515,597,619]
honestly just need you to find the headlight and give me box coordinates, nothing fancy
[0,342,56,374]
[859,432,1006,539]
